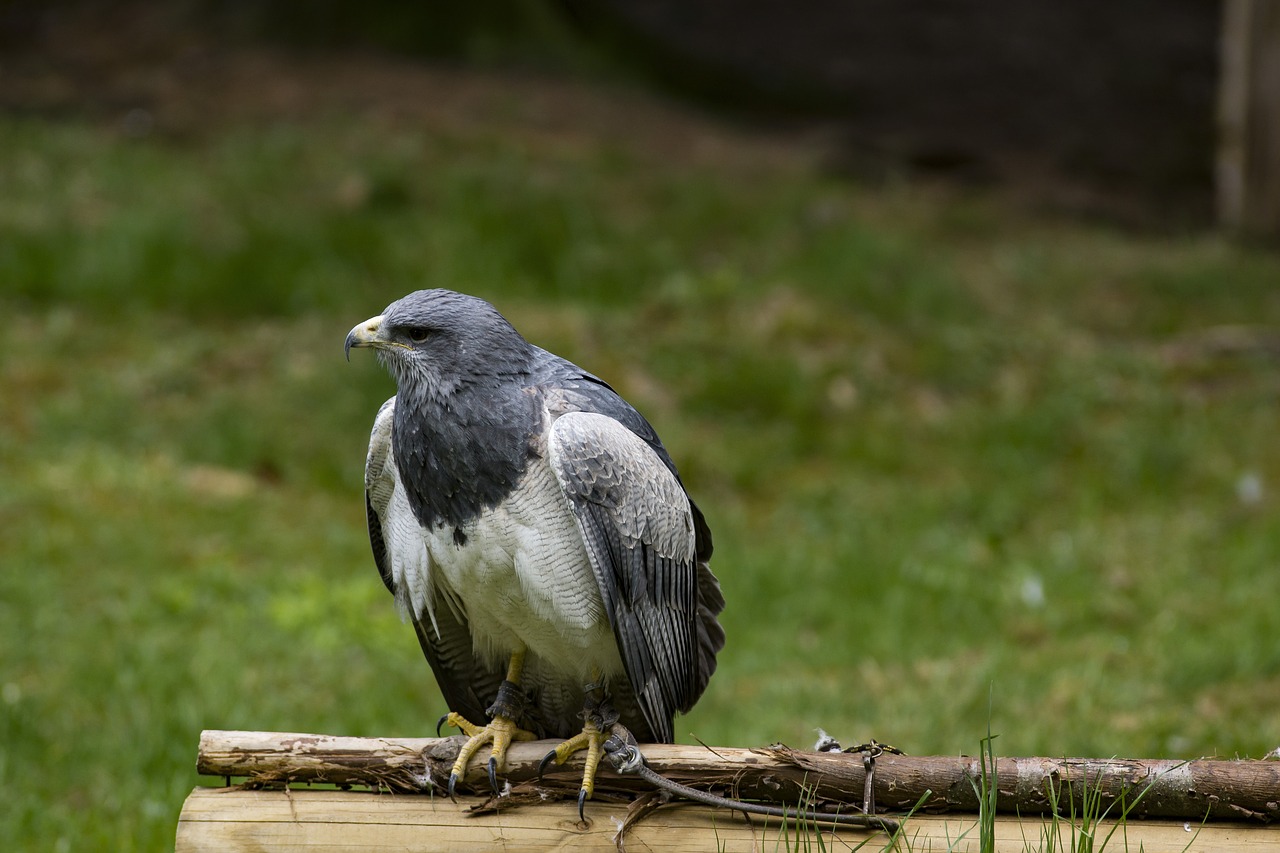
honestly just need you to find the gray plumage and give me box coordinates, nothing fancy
[348,289,724,743]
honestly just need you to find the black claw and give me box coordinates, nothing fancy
[436,714,451,737]
[487,756,501,795]
[577,788,589,823]
[447,771,459,802]
[537,750,557,780]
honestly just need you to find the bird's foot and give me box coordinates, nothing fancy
[537,698,621,820]
[440,710,537,799]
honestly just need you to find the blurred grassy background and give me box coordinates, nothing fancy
[2,15,1280,851]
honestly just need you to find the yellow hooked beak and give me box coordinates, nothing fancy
[345,314,388,361]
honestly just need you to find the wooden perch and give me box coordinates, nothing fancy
[196,730,1280,823]
[176,788,1278,852]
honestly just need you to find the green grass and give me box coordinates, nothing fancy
[2,72,1280,850]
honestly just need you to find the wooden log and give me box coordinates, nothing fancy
[197,730,1280,823]
[175,787,1280,852]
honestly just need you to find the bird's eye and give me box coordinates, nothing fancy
[406,327,431,344]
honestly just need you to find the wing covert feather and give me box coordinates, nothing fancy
[364,398,398,595]
[549,411,704,742]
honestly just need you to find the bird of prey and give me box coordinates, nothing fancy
[345,289,724,811]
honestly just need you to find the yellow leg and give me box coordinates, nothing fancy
[537,686,614,820]
[550,718,606,803]
[443,649,537,796]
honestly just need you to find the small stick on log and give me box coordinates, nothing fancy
[197,730,1280,823]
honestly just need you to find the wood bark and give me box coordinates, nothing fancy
[197,730,1280,823]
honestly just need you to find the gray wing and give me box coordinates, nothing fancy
[364,397,503,726]
[548,410,720,743]
[363,398,398,596]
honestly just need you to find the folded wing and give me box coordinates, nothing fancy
[548,410,713,742]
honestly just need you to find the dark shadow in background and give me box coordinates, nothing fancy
[1,0,1220,227]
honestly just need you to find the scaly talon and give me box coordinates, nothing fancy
[487,756,500,794]
[437,650,537,797]
[444,712,537,795]
[544,717,607,813]
[442,711,486,738]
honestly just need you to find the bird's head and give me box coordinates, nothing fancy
[345,289,532,397]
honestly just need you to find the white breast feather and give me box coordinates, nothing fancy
[372,419,620,683]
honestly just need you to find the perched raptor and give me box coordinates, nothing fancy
[345,289,725,811]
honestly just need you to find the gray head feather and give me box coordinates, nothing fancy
[371,290,542,537]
